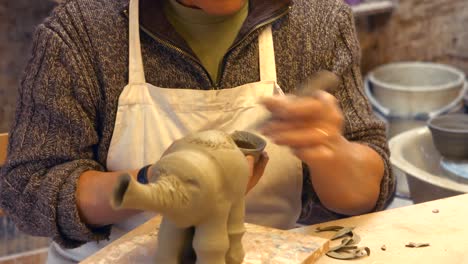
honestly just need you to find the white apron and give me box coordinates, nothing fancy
[47,0,302,262]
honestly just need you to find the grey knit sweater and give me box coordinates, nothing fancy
[0,0,394,249]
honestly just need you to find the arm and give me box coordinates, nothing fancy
[302,137,384,215]
[76,170,140,227]
[262,6,394,217]
[0,24,138,248]
[324,5,394,214]
[262,94,385,215]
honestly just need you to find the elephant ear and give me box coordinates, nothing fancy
[153,172,200,208]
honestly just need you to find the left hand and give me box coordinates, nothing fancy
[260,91,348,167]
[245,152,269,194]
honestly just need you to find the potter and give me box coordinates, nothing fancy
[0,0,394,263]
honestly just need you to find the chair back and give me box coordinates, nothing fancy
[0,133,8,167]
[0,133,8,216]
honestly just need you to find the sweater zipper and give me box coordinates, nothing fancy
[122,9,215,86]
[214,6,290,86]
[137,26,217,88]
[125,6,290,89]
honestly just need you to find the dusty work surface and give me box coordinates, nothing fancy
[82,216,329,264]
[295,194,468,263]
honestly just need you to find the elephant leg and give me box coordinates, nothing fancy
[154,217,192,264]
[226,198,246,264]
[180,227,197,264]
[193,207,230,264]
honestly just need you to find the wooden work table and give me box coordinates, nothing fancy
[85,194,468,263]
[296,193,468,263]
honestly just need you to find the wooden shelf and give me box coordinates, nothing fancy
[351,0,396,17]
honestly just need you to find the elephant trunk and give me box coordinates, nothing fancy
[110,173,192,214]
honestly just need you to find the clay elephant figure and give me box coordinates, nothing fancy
[111,130,263,264]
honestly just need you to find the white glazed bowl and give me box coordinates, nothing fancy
[364,79,466,138]
[368,62,465,117]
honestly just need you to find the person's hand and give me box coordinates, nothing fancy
[260,91,347,168]
[245,152,269,194]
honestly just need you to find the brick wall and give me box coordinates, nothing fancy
[357,0,468,75]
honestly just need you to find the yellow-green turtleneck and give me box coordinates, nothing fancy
[164,0,249,82]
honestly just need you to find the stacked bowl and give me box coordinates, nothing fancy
[365,62,466,139]
[365,62,467,198]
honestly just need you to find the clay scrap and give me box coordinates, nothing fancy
[316,225,370,260]
[405,242,430,248]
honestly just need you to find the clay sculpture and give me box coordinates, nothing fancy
[111,130,264,264]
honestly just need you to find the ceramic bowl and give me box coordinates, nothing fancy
[428,113,468,159]
[230,131,267,163]
[367,62,465,117]
[364,79,466,139]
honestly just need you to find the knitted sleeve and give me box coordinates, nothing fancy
[0,23,110,248]
[299,5,395,224]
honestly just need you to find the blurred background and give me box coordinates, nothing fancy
[0,0,467,262]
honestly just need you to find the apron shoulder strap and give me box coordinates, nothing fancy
[258,25,277,83]
[128,0,146,84]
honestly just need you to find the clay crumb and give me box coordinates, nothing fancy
[432,209,439,213]
[381,245,386,251]
[405,242,430,248]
